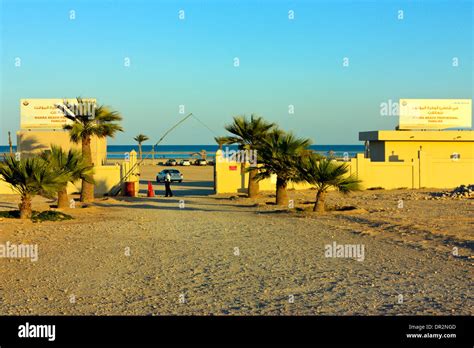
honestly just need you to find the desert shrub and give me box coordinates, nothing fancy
[0,210,73,222]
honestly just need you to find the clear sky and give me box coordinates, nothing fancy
[0,0,472,145]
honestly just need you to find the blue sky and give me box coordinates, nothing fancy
[1,0,472,145]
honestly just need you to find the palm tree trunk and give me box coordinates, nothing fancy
[81,136,95,202]
[19,194,32,219]
[275,177,288,206]
[248,168,259,198]
[138,143,142,160]
[8,131,13,154]
[57,186,69,209]
[313,190,326,213]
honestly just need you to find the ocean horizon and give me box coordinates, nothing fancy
[0,144,365,159]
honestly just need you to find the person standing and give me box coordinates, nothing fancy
[164,171,173,197]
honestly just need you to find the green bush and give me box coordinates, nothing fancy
[0,210,73,222]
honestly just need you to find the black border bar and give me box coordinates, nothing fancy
[0,315,472,346]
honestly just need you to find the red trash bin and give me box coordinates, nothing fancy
[125,181,135,197]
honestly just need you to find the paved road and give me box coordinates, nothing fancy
[138,164,215,197]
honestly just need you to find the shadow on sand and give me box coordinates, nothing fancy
[93,196,257,213]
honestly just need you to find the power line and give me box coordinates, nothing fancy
[191,114,218,137]
[153,113,194,147]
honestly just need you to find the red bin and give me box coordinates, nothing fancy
[125,181,136,197]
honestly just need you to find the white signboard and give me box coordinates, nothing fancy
[20,98,96,129]
[399,99,472,129]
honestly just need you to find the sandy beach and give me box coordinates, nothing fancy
[0,165,472,316]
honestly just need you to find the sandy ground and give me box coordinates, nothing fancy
[0,164,472,315]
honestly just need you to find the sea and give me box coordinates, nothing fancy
[0,145,364,160]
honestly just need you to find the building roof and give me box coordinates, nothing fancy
[359,130,474,142]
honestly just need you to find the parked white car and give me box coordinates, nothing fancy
[165,159,177,166]
[194,159,207,166]
[156,169,183,183]
[180,159,191,166]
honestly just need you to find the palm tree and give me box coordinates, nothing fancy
[0,156,68,219]
[40,145,94,209]
[224,114,275,198]
[255,130,312,206]
[214,136,228,150]
[63,99,123,202]
[298,156,361,213]
[133,134,149,160]
[8,131,13,154]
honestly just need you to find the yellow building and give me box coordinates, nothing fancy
[215,130,474,193]
[1,131,137,196]
[0,97,137,196]
[359,130,474,163]
[17,130,107,165]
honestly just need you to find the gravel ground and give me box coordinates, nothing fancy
[0,187,472,315]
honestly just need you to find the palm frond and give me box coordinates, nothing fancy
[224,114,275,147]
[63,102,124,143]
[134,134,149,143]
[0,155,69,198]
[297,156,361,193]
[40,145,95,185]
[255,129,312,183]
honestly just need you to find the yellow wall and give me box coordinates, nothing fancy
[349,154,416,189]
[361,130,474,162]
[17,130,107,165]
[66,151,139,196]
[119,150,140,196]
[383,141,473,162]
[419,152,474,188]
[214,151,341,194]
[0,181,15,194]
[66,165,122,195]
[0,165,123,196]
[215,132,474,194]
[214,151,246,194]
[1,150,138,197]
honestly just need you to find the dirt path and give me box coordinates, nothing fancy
[0,192,472,315]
